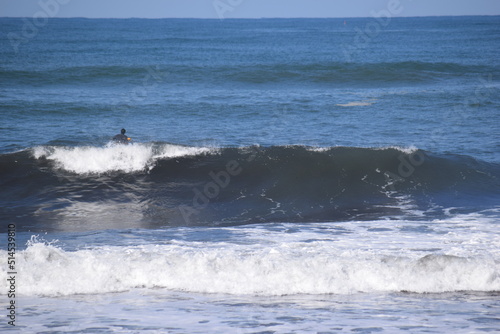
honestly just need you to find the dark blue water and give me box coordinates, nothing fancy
[0,16,499,333]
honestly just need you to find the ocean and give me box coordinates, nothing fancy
[1,16,499,333]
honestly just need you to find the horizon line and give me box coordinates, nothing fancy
[1,14,499,20]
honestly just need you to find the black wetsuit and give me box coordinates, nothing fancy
[112,133,129,144]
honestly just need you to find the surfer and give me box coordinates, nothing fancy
[112,128,131,144]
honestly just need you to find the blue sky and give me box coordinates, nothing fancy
[1,0,499,18]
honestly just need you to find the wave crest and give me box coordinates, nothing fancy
[32,143,212,174]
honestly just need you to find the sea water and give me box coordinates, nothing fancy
[1,16,499,333]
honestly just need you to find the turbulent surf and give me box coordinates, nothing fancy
[1,144,498,231]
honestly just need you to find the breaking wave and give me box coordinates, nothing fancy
[0,144,499,230]
[0,238,497,297]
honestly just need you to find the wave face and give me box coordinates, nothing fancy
[1,144,498,231]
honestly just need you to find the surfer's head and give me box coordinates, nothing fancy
[121,128,126,135]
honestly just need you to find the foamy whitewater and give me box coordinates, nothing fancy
[1,212,499,332]
[6,215,500,296]
[1,16,500,333]
[32,143,213,173]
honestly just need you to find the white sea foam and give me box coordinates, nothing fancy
[32,143,212,174]
[376,145,420,154]
[3,212,498,297]
[336,99,377,107]
[2,235,497,297]
[307,146,332,152]
[306,145,420,154]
